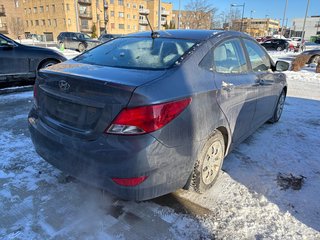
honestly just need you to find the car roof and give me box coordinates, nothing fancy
[126,29,224,41]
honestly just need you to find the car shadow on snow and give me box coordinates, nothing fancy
[222,96,320,231]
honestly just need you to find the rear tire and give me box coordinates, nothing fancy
[189,130,225,193]
[277,46,283,51]
[269,90,286,123]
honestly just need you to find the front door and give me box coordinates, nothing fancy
[213,38,259,144]
[0,36,29,79]
[243,39,280,127]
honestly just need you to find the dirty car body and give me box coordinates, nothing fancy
[29,30,287,200]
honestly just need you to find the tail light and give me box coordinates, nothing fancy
[112,176,147,186]
[106,98,192,135]
[33,84,38,106]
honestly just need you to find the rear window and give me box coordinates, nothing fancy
[74,37,198,70]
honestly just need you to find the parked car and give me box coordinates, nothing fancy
[57,32,100,52]
[301,49,320,64]
[304,41,320,51]
[29,30,289,201]
[98,33,122,43]
[261,38,290,51]
[0,33,66,84]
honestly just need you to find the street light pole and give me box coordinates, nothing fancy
[300,0,311,52]
[240,3,245,32]
[231,3,246,32]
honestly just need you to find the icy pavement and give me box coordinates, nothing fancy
[0,70,319,239]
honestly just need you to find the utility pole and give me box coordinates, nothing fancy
[178,0,181,29]
[74,0,80,32]
[300,0,311,52]
[281,0,288,37]
[158,0,161,30]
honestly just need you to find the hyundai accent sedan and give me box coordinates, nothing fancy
[29,30,289,201]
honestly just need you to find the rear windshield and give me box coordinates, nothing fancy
[74,37,198,70]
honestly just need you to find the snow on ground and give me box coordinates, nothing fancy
[0,52,319,239]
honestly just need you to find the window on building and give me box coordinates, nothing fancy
[26,20,28,27]
[110,0,114,4]
[15,0,19,8]
[133,4,137,8]
[48,19,51,26]
[52,5,55,12]
[127,3,130,8]
[127,14,130,19]
[24,8,26,14]
[119,12,124,18]
[66,4,70,11]
[63,19,66,25]
[111,11,114,17]
[40,6,43,13]
[133,15,136,19]
[133,25,136,30]
[46,5,49,11]
[33,7,37,13]
[42,19,45,26]
[111,23,115,29]
[30,20,33,26]
[53,19,57,26]
[119,24,125,29]
[127,25,130,29]
[35,20,39,26]
[28,8,31,13]
[118,0,124,5]
[68,18,71,25]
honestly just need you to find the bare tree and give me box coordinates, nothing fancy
[8,17,24,39]
[184,0,217,29]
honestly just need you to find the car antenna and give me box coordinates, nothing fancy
[142,12,160,39]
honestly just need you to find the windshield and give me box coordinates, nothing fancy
[76,33,91,40]
[74,37,198,70]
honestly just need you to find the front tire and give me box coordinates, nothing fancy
[39,59,59,70]
[78,43,86,52]
[190,130,225,193]
[269,90,286,123]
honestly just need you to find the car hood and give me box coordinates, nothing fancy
[20,44,66,60]
[40,60,167,87]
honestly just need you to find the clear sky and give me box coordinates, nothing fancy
[165,0,320,26]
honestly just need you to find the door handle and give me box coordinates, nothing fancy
[222,81,234,91]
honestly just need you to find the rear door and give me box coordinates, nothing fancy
[213,38,259,144]
[243,39,279,127]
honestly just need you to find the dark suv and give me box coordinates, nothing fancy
[57,32,100,52]
[261,39,289,51]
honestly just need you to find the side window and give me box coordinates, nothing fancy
[244,39,271,72]
[0,37,8,46]
[213,39,248,74]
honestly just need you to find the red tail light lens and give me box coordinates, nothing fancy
[112,176,147,187]
[106,98,192,135]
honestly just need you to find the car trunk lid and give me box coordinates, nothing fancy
[36,61,166,139]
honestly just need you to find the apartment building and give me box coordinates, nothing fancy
[0,0,24,39]
[231,18,280,37]
[19,0,172,41]
[172,10,212,30]
[291,16,320,40]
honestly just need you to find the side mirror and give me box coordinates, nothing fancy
[275,60,290,72]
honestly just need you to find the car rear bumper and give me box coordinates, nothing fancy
[28,108,195,201]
